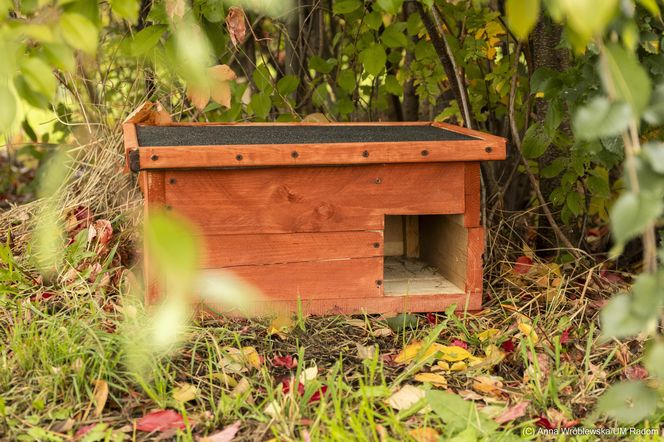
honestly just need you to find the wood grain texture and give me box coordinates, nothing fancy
[384,215,404,256]
[465,227,484,299]
[463,162,481,227]
[138,140,503,169]
[420,215,468,290]
[142,170,165,305]
[164,164,465,234]
[200,231,383,268]
[204,257,383,301]
[122,123,138,173]
[405,215,420,258]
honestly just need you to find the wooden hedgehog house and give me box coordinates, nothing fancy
[123,106,506,315]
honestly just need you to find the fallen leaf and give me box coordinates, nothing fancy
[386,385,425,411]
[477,328,500,342]
[386,313,420,332]
[136,409,188,432]
[514,256,533,274]
[309,385,328,403]
[495,401,530,424]
[172,383,197,403]
[436,361,450,371]
[272,354,297,369]
[94,220,112,245]
[93,379,108,417]
[372,327,393,337]
[518,322,539,344]
[75,423,101,438]
[227,347,262,369]
[201,420,241,442]
[500,339,515,353]
[282,379,305,396]
[414,373,447,388]
[450,361,467,372]
[625,365,649,380]
[560,328,571,345]
[395,342,440,364]
[225,7,246,47]
[356,343,376,360]
[425,313,438,325]
[451,339,468,349]
[231,377,250,397]
[536,415,555,429]
[409,427,440,442]
[472,375,503,397]
[264,400,282,418]
[267,314,294,339]
[438,345,472,362]
[299,366,318,384]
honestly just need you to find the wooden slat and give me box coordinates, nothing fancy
[465,227,484,298]
[165,164,465,234]
[199,292,480,316]
[200,231,383,268]
[384,215,404,256]
[405,215,420,258]
[420,215,468,290]
[204,257,383,301]
[142,170,165,305]
[122,123,138,173]
[138,139,503,169]
[463,162,481,227]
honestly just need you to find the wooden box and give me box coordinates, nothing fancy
[123,119,505,315]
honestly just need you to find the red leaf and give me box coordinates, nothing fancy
[30,291,55,302]
[202,420,241,442]
[560,328,571,345]
[495,401,530,424]
[500,339,515,353]
[282,379,305,396]
[514,256,533,274]
[426,313,438,325]
[308,385,328,403]
[75,424,97,438]
[536,416,555,429]
[272,355,297,369]
[451,339,468,350]
[136,409,189,432]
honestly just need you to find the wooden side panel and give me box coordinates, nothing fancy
[420,215,468,290]
[200,231,383,268]
[165,164,465,234]
[405,215,420,258]
[141,170,165,305]
[465,227,484,299]
[205,257,383,301]
[122,123,138,174]
[384,216,404,256]
[464,162,481,227]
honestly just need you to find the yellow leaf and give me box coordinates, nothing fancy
[450,361,467,372]
[477,328,500,342]
[414,372,447,388]
[395,342,442,364]
[93,379,108,417]
[473,375,503,396]
[535,91,545,98]
[438,345,472,362]
[242,346,262,369]
[172,383,197,402]
[267,314,294,338]
[518,322,539,344]
[409,427,440,442]
[436,361,450,371]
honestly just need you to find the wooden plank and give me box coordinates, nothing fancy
[465,227,484,298]
[138,139,504,169]
[383,256,462,296]
[200,231,383,268]
[420,215,468,290]
[384,216,404,256]
[165,164,465,234]
[199,292,481,316]
[431,121,506,148]
[463,162,481,227]
[142,170,165,305]
[203,257,383,301]
[405,215,420,258]
[122,123,138,174]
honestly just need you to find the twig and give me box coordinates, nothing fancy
[507,42,581,258]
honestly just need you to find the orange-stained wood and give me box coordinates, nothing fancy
[164,163,465,234]
[463,162,481,227]
[142,170,165,305]
[206,257,383,301]
[138,139,503,170]
[464,227,484,299]
[200,231,383,268]
[122,123,139,173]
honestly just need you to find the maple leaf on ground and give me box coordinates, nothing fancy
[135,409,190,432]
[386,385,425,411]
[282,379,305,396]
[500,339,515,353]
[272,354,297,369]
[495,401,530,424]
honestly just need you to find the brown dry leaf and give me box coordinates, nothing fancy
[267,314,294,339]
[372,327,393,337]
[495,401,530,424]
[187,84,210,110]
[165,0,185,20]
[172,383,197,403]
[231,377,250,397]
[208,64,237,108]
[413,372,447,388]
[472,375,503,397]
[93,379,108,417]
[409,428,440,442]
[346,319,366,329]
[302,113,329,122]
[225,7,246,47]
[386,385,425,410]
[356,343,376,360]
[200,420,241,442]
[153,102,172,125]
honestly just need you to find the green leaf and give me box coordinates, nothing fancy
[610,191,664,244]
[252,64,273,91]
[521,123,550,159]
[308,55,334,74]
[110,0,139,22]
[602,43,652,114]
[426,390,498,435]
[541,158,566,178]
[384,75,402,95]
[386,313,419,332]
[20,57,56,99]
[381,24,408,48]
[130,25,166,56]
[586,168,611,198]
[506,0,540,40]
[565,191,583,216]
[376,0,403,14]
[637,0,661,17]
[250,91,271,119]
[14,76,48,108]
[337,70,356,93]
[573,96,631,140]
[332,0,361,15]
[360,44,386,76]
[41,43,75,72]
[202,0,225,23]
[365,10,383,30]
[0,84,16,132]
[643,142,664,174]
[644,339,664,378]
[60,13,99,54]
[277,75,299,95]
[558,0,618,45]
[600,294,647,338]
[597,381,658,424]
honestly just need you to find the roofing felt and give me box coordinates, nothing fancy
[136,124,477,146]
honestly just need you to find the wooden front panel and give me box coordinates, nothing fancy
[200,231,383,268]
[164,163,464,234]
[206,257,383,301]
